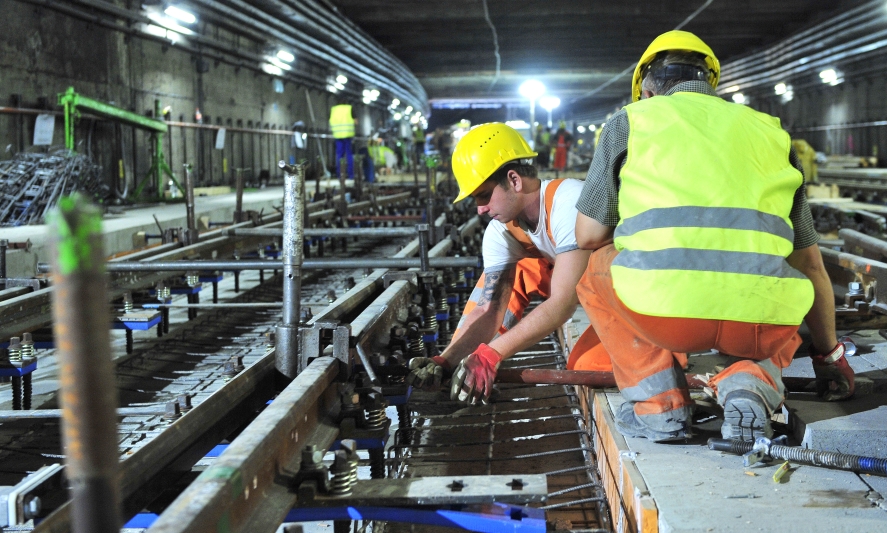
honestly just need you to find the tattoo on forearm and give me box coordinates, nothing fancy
[477,268,515,307]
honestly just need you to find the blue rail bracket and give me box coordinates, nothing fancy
[112,310,162,354]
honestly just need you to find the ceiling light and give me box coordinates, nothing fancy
[539,96,560,111]
[147,12,194,35]
[774,83,787,95]
[336,75,348,85]
[362,96,372,104]
[404,106,413,114]
[262,63,283,76]
[819,69,837,83]
[410,115,420,124]
[589,124,596,132]
[391,98,400,107]
[267,56,291,71]
[164,5,196,24]
[723,85,740,93]
[576,125,586,133]
[276,50,294,63]
[144,24,168,38]
[370,89,380,98]
[328,85,339,94]
[732,93,746,105]
[334,82,345,91]
[393,113,402,120]
[518,80,546,100]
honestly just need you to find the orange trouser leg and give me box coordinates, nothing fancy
[566,325,612,372]
[578,245,802,423]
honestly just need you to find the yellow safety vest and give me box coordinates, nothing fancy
[613,92,814,325]
[329,105,355,139]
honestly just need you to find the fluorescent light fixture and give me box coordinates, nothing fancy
[276,50,295,63]
[391,98,400,107]
[164,5,196,24]
[732,93,746,105]
[393,113,402,120]
[519,80,546,100]
[723,85,740,93]
[334,82,345,91]
[147,12,194,35]
[144,24,168,38]
[539,96,560,111]
[362,97,372,104]
[327,84,339,94]
[267,56,291,71]
[262,63,283,76]
[819,69,837,82]
[336,75,348,85]
[774,83,787,95]
[576,125,586,133]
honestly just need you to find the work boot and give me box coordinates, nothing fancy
[721,390,773,441]
[613,401,691,443]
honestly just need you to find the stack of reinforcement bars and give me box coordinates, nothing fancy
[0,149,107,226]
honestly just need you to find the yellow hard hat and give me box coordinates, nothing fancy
[631,30,720,102]
[451,123,537,203]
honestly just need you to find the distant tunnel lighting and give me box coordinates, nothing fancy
[732,93,747,105]
[774,83,787,95]
[164,5,196,24]
[334,82,345,91]
[394,113,402,120]
[147,12,194,35]
[576,125,586,133]
[328,85,339,94]
[539,96,560,111]
[262,63,283,76]
[589,124,596,131]
[276,50,295,63]
[144,24,168,38]
[336,75,348,85]
[519,80,546,100]
[370,89,380,98]
[362,97,372,104]
[723,85,740,93]
[404,106,413,114]
[820,68,843,86]
[267,56,291,71]
[391,98,400,107]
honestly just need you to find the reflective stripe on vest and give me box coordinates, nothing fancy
[329,105,355,139]
[614,92,813,325]
[505,179,565,262]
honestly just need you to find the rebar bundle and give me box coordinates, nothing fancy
[0,150,107,226]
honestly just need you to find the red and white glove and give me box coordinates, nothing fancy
[811,342,855,401]
[406,356,451,389]
[450,344,503,405]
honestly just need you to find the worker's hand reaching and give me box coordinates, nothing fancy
[405,356,451,389]
[811,342,855,401]
[450,343,503,405]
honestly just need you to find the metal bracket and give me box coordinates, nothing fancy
[1,278,47,291]
[0,463,64,526]
[299,321,353,377]
[382,271,418,289]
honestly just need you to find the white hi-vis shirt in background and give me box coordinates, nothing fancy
[481,179,582,273]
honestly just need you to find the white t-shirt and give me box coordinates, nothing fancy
[482,179,583,273]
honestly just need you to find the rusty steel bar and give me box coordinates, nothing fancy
[496,368,816,392]
[276,161,305,379]
[48,195,121,533]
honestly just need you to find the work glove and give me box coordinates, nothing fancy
[406,356,451,389]
[811,342,855,401]
[450,343,503,405]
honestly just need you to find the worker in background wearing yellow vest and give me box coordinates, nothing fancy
[574,31,854,443]
[406,123,611,404]
[329,102,356,180]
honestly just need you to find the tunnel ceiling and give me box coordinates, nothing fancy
[328,0,868,117]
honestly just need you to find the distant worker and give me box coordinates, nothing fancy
[329,101,356,180]
[406,123,611,404]
[574,30,854,443]
[535,124,551,169]
[552,121,572,173]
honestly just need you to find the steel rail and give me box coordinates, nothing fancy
[39,257,481,273]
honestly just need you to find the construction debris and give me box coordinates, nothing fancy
[0,150,108,226]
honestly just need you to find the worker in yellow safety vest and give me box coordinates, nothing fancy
[574,30,854,443]
[329,102,356,180]
[406,123,611,404]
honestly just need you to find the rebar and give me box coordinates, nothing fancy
[708,438,887,476]
[48,195,121,532]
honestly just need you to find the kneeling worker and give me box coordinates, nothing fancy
[408,122,610,404]
[574,31,854,442]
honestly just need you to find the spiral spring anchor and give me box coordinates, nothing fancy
[407,324,425,357]
[20,332,34,360]
[708,437,887,476]
[7,337,21,362]
[329,440,359,496]
[364,392,388,431]
[123,292,134,313]
[186,274,199,287]
[423,304,438,332]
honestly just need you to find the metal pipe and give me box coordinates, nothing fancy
[417,224,430,271]
[38,257,481,273]
[347,215,424,222]
[234,167,245,223]
[277,161,305,379]
[354,343,380,386]
[47,196,121,533]
[0,238,7,282]
[230,227,419,238]
[840,228,887,262]
[182,164,198,245]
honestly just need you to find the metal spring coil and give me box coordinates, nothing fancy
[409,334,425,358]
[123,298,134,313]
[365,407,387,430]
[423,305,438,331]
[329,460,359,495]
[187,274,199,287]
[7,338,21,362]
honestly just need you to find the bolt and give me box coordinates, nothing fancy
[300,445,324,470]
[177,394,193,412]
[300,307,313,325]
[164,401,182,421]
[8,337,22,362]
[22,495,41,520]
[848,281,863,295]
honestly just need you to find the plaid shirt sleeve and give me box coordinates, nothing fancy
[788,147,820,249]
[576,109,628,227]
